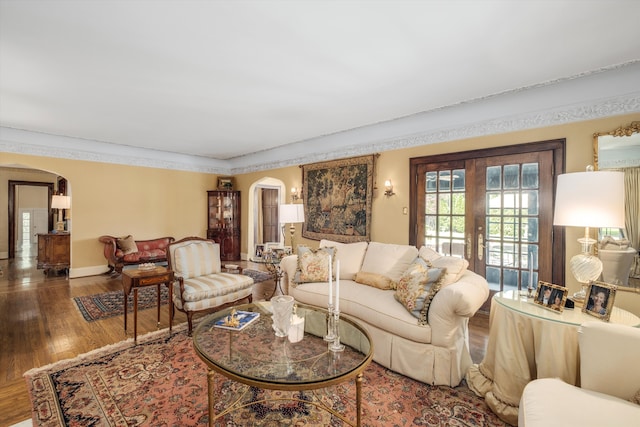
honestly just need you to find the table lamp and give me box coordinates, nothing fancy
[51,194,71,232]
[279,204,305,253]
[553,168,624,300]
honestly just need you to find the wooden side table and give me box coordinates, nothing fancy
[121,266,174,340]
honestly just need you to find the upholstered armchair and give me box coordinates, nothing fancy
[519,321,640,426]
[167,237,254,334]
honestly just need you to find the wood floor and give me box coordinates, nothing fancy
[0,253,489,426]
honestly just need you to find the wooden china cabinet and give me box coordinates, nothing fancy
[207,190,240,261]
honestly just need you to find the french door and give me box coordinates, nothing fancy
[410,140,565,296]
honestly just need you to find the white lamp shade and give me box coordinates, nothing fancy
[51,195,71,209]
[553,171,624,228]
[279,204,305,224]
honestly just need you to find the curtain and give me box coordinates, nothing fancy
[256,190,264,244]
[623,167,640,251]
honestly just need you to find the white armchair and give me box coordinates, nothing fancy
[519,321,640,427]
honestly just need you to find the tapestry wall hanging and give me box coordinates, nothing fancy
[302,155,374,243]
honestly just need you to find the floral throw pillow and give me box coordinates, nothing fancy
[394,258,445,325]
[294,246,336,284]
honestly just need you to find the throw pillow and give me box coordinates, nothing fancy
[394,258,445,325]
[359,242,419,282]
[354,271,395,290]
[116,235,138,255]
[294,246,336,284]
[418,246,469,286]
[319,239,368,280]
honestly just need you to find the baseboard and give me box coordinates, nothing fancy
[69,265,110,278]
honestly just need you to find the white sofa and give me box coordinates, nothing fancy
[519,321,640,427]
[280,240,489,386]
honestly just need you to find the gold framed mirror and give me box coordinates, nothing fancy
[593,121,640,291]
[593,121,640,170]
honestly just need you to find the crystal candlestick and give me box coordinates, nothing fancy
[324,303,336,341]
[329,310,345,352]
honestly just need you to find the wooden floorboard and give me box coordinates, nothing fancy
[0,255,489,426]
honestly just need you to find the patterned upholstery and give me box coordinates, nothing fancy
[99,235,175,273]
[167,237,253,334]
[173,241,221,279]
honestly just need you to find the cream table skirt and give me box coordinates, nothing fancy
[466,290,640,426]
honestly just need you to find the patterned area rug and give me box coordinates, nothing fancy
[73,269,272,322]
[24,324,508,426]
[73,286,170,322]
[242,268,273,283]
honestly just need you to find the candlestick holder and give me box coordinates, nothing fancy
[329,310,345,352]
[324,303,336,341]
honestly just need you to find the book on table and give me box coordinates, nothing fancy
[213,310,260,331]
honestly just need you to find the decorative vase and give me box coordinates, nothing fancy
[271,295,294,337]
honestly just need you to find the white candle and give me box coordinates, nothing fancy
[328,255,333,306]
[528,252,533,288]
[336,260,340,312]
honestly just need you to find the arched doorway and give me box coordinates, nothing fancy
[1,165,70,260]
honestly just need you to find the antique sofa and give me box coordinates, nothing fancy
[280,240,489,386]
[519,321,640,426]
[99,235,175,273]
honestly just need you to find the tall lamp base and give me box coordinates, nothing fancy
[569,250,602,301]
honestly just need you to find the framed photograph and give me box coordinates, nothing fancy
[217,177,234,191]
[272,248,285,260]
[302,154,374,243]
[532,281,568,313]
[582,281,617,321]
[253,244,265,261]
[264,242,280,253]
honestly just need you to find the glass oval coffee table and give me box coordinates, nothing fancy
[193,302,373,426]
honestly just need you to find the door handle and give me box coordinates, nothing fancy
[477,234,485,261]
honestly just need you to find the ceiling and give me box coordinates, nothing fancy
[1,1,640,174]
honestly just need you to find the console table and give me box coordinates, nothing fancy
[467,290,640,425]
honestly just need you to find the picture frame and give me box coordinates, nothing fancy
[264,242,280,253]
[272,248,285,260]
[302,154,374,243]
[532,281,568,313]
[217,177,234,191]
[582,281,617,321]
[253,244,265,261]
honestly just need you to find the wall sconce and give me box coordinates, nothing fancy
[384,180,395,197]
[291,187,300,202]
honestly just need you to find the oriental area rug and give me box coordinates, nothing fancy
[73,269,272,321]
[24,324,508,427]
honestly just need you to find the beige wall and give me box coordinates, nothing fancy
[2,113,640,312]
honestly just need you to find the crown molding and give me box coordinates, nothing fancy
[230,92,640,174]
